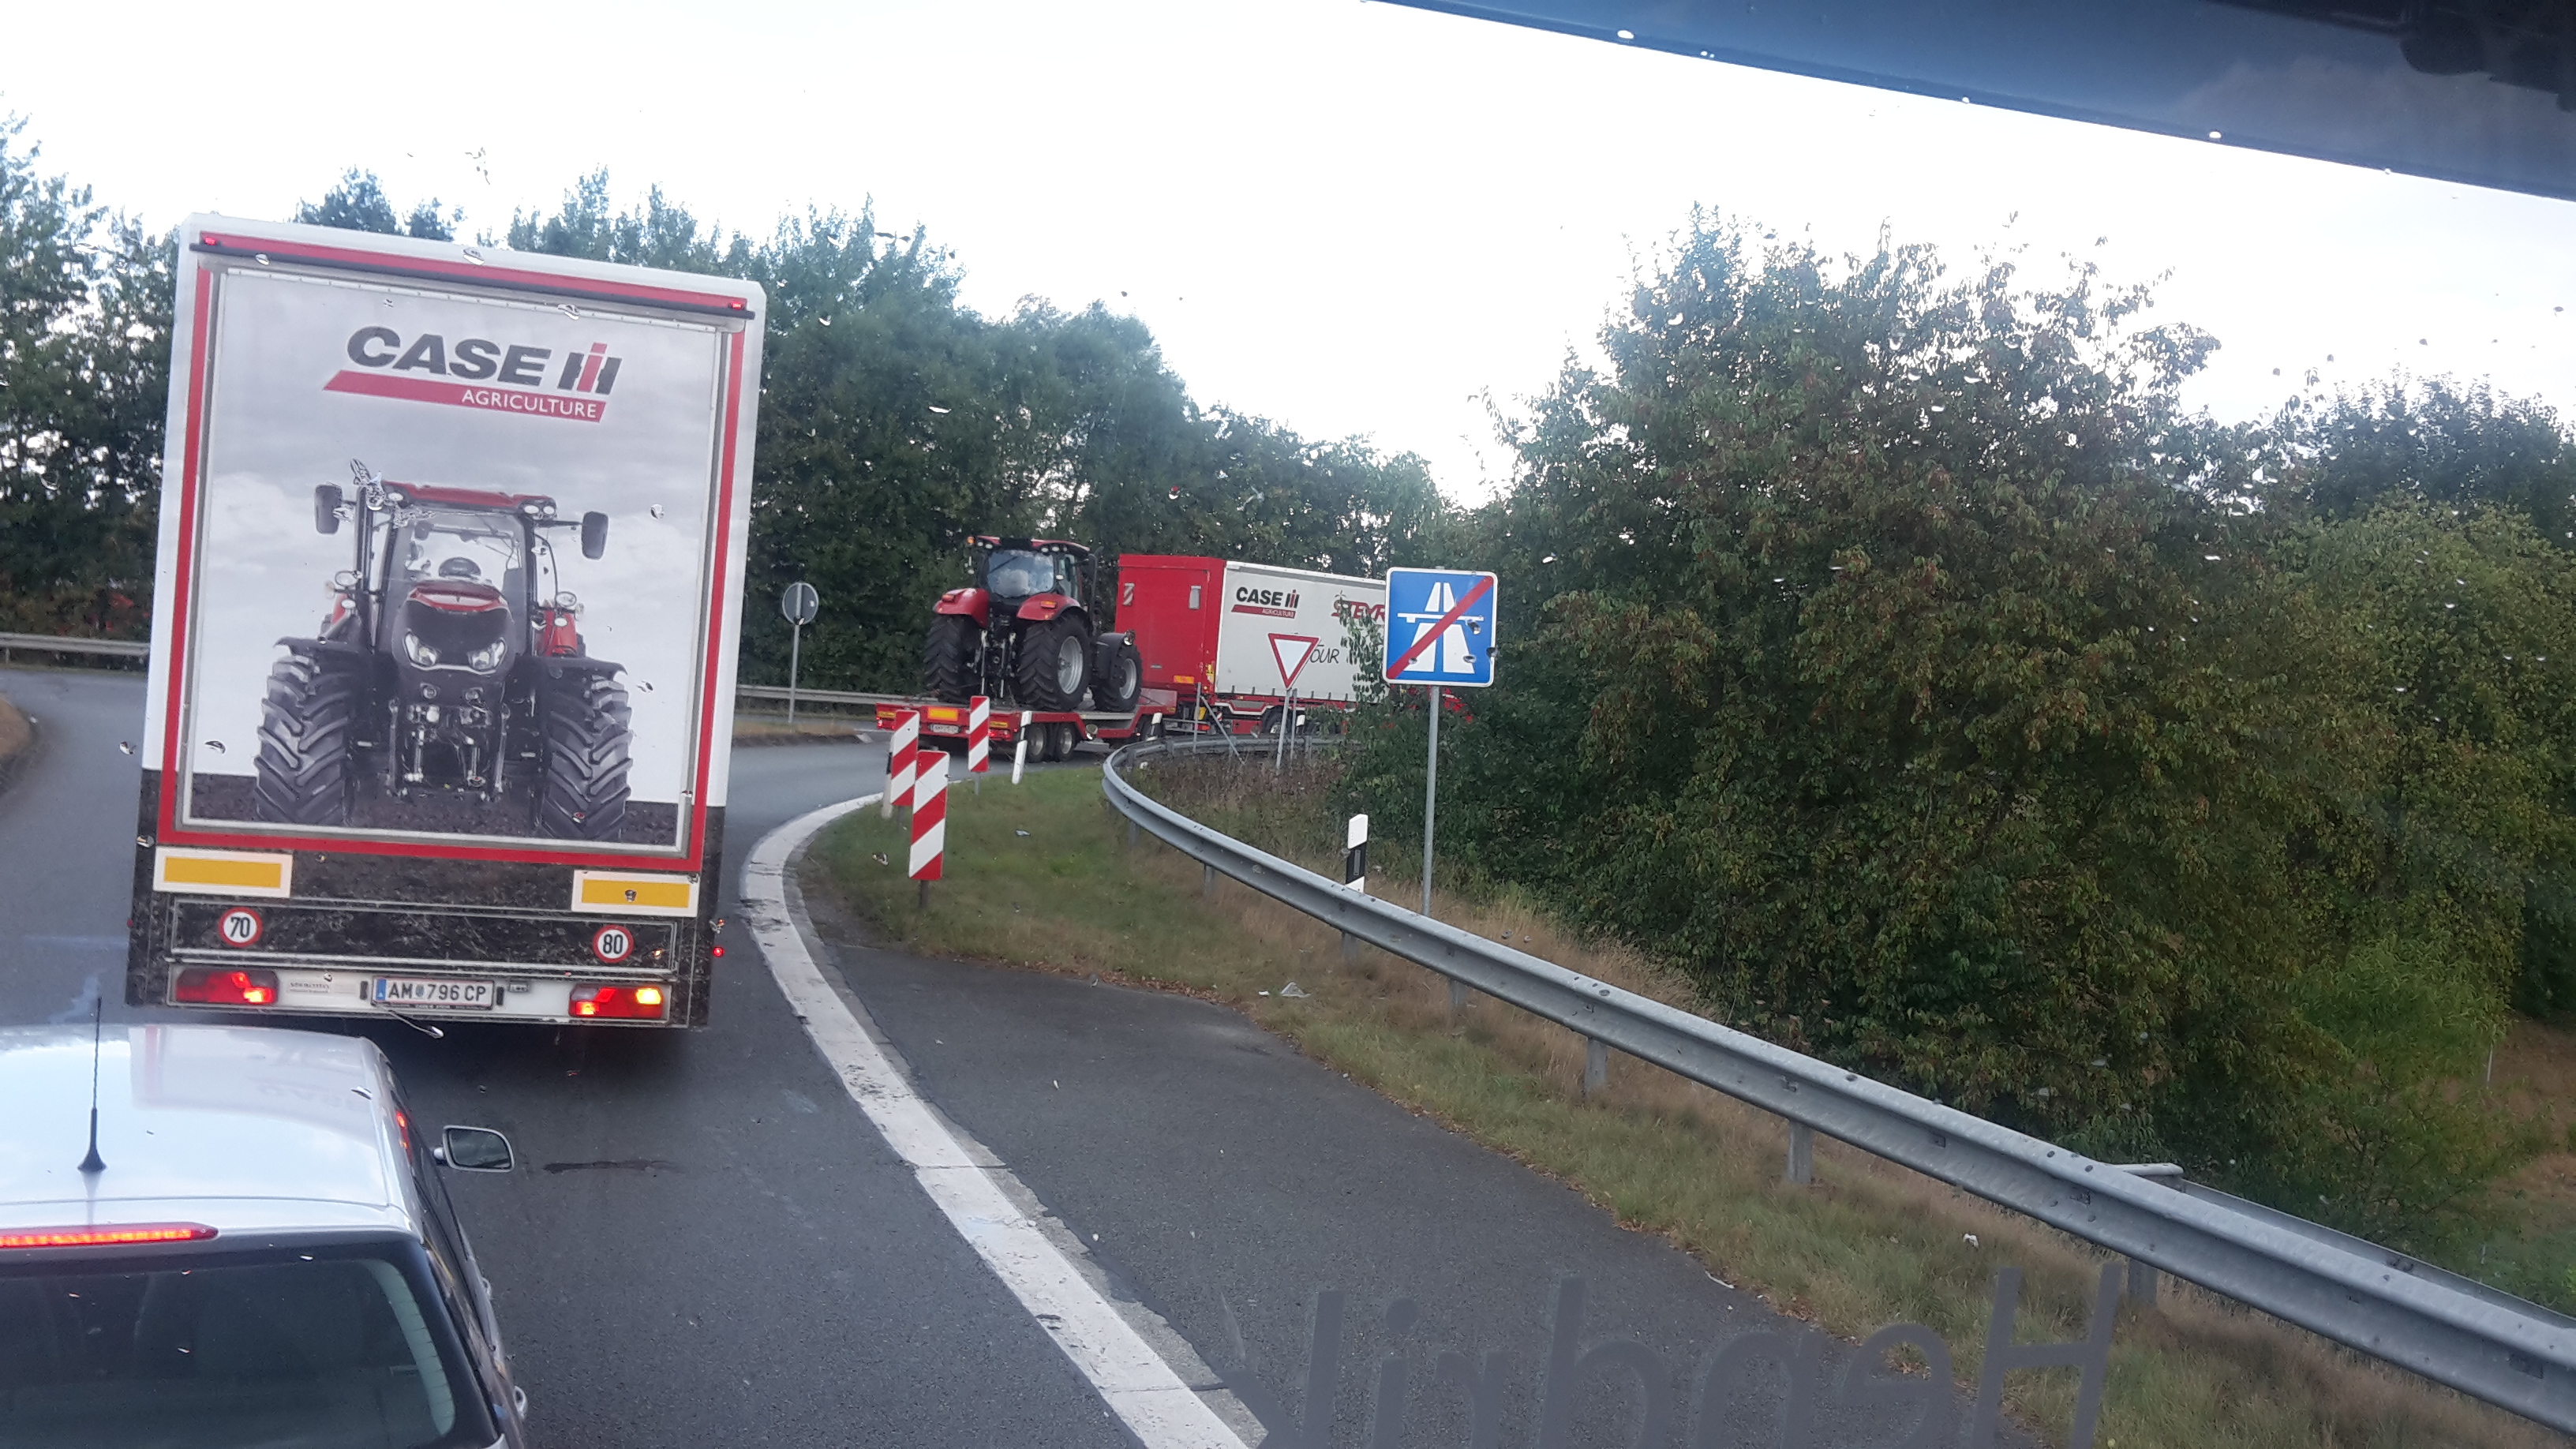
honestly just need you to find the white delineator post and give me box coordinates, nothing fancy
[882,709,918,820]
[1011,710,1032,784]
[909,750,948,906]
[1342,813,1368,962]
[967,696,990,796]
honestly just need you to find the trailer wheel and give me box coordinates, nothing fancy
[252,648,362,826]
[923,615,979,702]
[1051,721,1079,762]
[1091,634,1142,713]
[537,672,634,840]
[1015,616,1091,711]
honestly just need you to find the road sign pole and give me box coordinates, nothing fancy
[1274,686,1295,773]
[1422,684,1440,919]
[787,620,803,725]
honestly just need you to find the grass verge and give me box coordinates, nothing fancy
[805,762,2555,1449]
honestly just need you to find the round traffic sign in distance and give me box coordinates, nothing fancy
[592,923,635,964]
[781,581,819,626]
[217,908,264,947]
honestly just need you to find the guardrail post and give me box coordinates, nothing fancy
[1583,1038,1608,1097]
[1447,977,1469,1014]
[1203,863,1216,898]
[2126,1256,2159,1308]
[1786,1122,1814,1186]
[1126,820,1139,852]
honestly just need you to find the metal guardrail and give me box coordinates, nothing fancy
[736,683,914,710]
[0,631,149,661]
[1102,738,2576,1433]
[736,683,1141,727]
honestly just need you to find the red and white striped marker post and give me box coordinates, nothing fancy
[909,749,948,906]
[966,696,990,795]
[882,709,918,819]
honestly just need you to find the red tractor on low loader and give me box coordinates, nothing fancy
[886,545,1387,760]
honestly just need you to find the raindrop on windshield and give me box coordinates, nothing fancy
[929,405,950,414]
[204,740,225,754]
[253,253,269,266]
[1616,28,1634,39]
[118,742,133,755]
[461,247,486,265]
[650,504,666,519]
[558,303,581,319]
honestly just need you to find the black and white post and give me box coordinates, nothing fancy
[1343,812,1368,961]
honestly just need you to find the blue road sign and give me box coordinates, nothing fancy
[1383,567,1498,687]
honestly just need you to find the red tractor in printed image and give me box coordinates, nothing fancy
[923,536,1142,713]
[250,459,635,839]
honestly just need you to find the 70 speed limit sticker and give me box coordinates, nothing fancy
[591,924,636,964]
[217,908,264,947]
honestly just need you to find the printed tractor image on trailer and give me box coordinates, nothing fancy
[254,459,631,839]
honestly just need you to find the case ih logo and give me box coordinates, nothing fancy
[325,327,620,423]
[1231,584,1301,618]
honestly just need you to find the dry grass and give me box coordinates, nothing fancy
[808,763,2559,1449]
[0,693,29,765]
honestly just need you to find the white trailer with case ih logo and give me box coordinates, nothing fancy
[126,216,764,1028]
[1115,556,1387,736]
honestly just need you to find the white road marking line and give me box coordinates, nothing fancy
[743,796,1251,1449]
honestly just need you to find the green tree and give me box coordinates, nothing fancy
[0,117,168,637]
[294,167,459,242]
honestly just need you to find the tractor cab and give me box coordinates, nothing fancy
[975,537,1091,612]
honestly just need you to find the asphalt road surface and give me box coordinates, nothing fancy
[0,666,2029,1448]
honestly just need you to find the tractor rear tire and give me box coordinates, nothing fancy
[537,672,634,841]
[1015,616,1091,711]
[1091,635,1142,713]
[252,648,362,826]
[923,615,979,702]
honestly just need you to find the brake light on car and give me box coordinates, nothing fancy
[1,1223,216,1249]
[569,984,666,1020]
[174,967,280,1005]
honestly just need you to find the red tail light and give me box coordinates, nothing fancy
[174,967,280,1005]
[2,1223,216,1249]
[570,984,667,1020]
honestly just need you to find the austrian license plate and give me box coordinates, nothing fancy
[373,977,496,1010]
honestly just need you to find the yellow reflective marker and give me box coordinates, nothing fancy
[570,870,699,917]
[154,848,294,898]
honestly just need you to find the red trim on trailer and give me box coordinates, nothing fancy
[197,230,749,313]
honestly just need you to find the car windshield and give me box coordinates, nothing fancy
[397,509,522,593]
[0,1245,491,1449]
[985,549,1056,599]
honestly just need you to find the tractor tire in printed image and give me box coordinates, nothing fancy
[537,672,635,840]
[923,613,979,703]
[251,647,363,826]
[1014,615,1091,711]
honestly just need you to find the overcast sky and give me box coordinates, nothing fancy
[7,0,2574,498]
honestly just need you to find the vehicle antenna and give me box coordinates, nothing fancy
[77,994,105,1174]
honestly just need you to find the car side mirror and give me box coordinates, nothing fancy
[437,1125,515,1172]
[580,511,608,560]
[315,485,344,536]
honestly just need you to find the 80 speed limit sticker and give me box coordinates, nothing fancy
[591,924,635,964]
[217,908,264,947]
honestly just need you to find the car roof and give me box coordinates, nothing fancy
[0,1025,419,1244]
